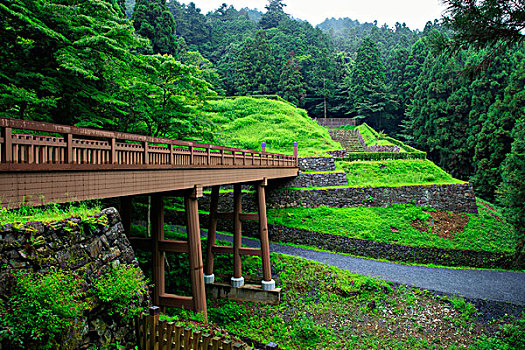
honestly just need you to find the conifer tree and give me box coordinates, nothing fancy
[259,0,287,29]
[234,30,278,95]
[346,37,395,130]
[132,0,177,55]
[278,53,306,105]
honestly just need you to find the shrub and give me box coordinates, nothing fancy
[93,264,149,322]
[0,269,86,350]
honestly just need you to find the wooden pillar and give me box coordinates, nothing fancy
[66,133,73,164]
[257,179,275,290]
[151,194,165,307]
[110,138,116,164]
[1,128,12,163]
[185,186,207,321]
[231,184,244,287]
[119,196,132,235]
[293,142,298,165]
[204,186,219,283]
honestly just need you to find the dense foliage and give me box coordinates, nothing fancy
[1,0,523,254]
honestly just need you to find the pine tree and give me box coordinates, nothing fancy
[278,53,306,105]
[234,30,278,95]
[132,0,177,55]
[259,0,287,29]
[498,117,525,266]
[346,37,395,130]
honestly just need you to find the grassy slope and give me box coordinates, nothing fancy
[267,202,514,253]
[0,202,101,225]
[202,97,340,156]
[162,244,519,350]
[337,159,463,187]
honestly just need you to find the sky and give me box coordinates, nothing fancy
[187,0,448,31]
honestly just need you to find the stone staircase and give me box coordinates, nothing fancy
[328,130,365,152]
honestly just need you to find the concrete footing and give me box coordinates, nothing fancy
[231,276,245,287]
[261,279,276,291]
[204,274,215,284]
[206,282,281,305]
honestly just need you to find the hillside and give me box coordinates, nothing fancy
[203,96,340,156]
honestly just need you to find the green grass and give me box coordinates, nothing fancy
[337,159,463,187]
[202,97,340,156]
[267,203,515,252]
[0,202,102,225]
[171,252,513,350]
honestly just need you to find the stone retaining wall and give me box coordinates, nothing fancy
[298,157,336,171]
[0,208,148,349]
[163,210,514,269]
[267,183,478,214]
[277,171,347,188]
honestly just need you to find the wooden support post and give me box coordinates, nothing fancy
[144,141,149,165]
[185,186,207,322]
[1,128,11,163]
[232,184,244,287]
[257,179,275,290]
[220,149,224,165]
[293,142,298,165]
[206,147,211,165]
[110,138,116,164]
[189,146,194,165]
[66,133,73,164]
[169,144,174,165]
[204,186,219,283]
[119,196,132,235]
[151,194,165,307]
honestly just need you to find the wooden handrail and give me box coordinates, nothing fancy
[0,117,298,169]
[0,117,293,158]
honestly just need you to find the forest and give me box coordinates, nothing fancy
[0,0,523,245]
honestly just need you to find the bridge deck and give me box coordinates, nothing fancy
[0,118,298,208]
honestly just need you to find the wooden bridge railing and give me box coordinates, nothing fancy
[0,118,298,170]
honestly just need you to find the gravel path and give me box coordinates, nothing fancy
[211,232,525,306]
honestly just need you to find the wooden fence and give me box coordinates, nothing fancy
[0,118,297,170]
[135,307,253,350]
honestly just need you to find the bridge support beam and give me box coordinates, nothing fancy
[257,178,275,290]
[204,186,220,284]
[232,184,244,287]
[185,186,208,321]
[151,194,165,307]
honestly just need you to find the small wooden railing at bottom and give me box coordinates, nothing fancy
[136,307,279,350]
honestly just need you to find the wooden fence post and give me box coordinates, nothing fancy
[2,127,12,163]
[110,138,116,164]
[144,141,149,165]
[293,142,298,164]
[65,133,73,164]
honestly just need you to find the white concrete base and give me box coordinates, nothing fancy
[261,279,276,291]
[231,276,245,288]
[204,274,215,284]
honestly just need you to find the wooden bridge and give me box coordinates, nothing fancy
[0,117,299,322]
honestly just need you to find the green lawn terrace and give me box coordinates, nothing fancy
[202,96,340,157]
[334,159,464,188]
[266,200,515,254]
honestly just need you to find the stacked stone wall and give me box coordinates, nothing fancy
[268,183,478,214]
[196,183,478,215]
[0,208,148,349]
[298,157,336,171]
